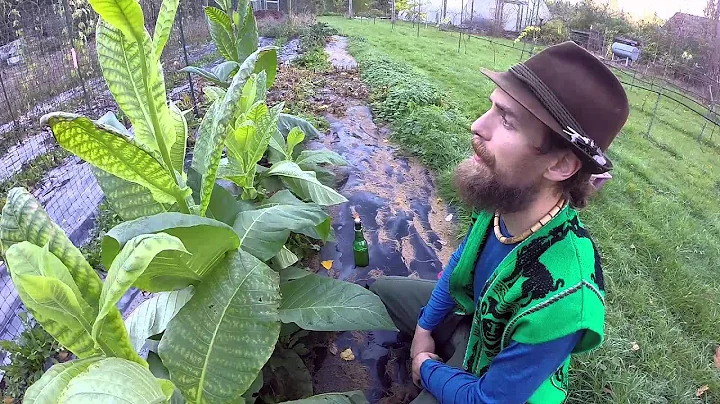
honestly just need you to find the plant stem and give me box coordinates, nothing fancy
[135,32,191,214]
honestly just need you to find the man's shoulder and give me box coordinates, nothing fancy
[535,209,603,287]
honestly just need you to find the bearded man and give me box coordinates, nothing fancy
[370,41,629,403]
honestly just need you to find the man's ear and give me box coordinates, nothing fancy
[545,150,582,182]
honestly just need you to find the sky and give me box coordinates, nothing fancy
[596,0,708,19]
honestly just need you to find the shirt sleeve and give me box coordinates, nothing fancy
[420,331,584,403]
[417,237,468,330]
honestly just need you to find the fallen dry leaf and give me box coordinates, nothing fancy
[329,343,339,356]
[714,346,720,368]
[321,260,333,270]
[340,348,355,361]
[601,386,613,395]
[697,385,710,397]
[445,214,453,222]
[631,342,640,352]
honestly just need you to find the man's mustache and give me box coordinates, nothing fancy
[472,136,495,168]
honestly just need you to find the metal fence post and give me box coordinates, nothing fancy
[178,10,199,116]
[0,69,18,134]
[646,86,662,138]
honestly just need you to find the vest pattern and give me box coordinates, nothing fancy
[449,207,606,403]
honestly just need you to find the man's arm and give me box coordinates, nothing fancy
[416,237,468,331]
[418,331,583,404]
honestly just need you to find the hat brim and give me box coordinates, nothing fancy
[480,68,610,174]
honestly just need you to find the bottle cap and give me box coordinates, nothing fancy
[354,217,362,230]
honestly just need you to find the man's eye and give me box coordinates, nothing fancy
[501,116,512,129]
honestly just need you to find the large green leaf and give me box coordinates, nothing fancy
[169,102,188,175]
[296,149,348,167]
[96,19,175,154]
[23,356,103,404]
[88,0,145,42]
[255,48,277,88]
[6,243,99,359]
[125,287,194,351]
[159,249,281,403]
[147,352,187,404]
[153,0,179,59]
[277,114,322,140]
[205,6,238,61]
[266,161,348,206]
[279,274,397,331]
[279,266,312,283]
[181,61,239,88]
[271,246,299,271]
[0,189,141,363]
[42,357,173,403]
[94,233,188,341]
[191,47,274,216]
[235,0,258,63]
[96,111,131,136]
[41,113,190,205]
[92,167,169,221]
[282,391,369,404]
[103,213,239,292]
[0,189,101,302]
[180,66,227,87]
[286,127,305,158]
[233,192,330,261]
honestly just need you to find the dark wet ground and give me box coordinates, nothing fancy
[301,36,458,403]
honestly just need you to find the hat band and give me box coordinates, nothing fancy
[509,64,611,170]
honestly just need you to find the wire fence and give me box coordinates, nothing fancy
[0,0,215,363]
[375,11,720,144]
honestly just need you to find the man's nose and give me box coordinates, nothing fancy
[471,113,492,142]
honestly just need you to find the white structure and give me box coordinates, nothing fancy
[403,0,550,32]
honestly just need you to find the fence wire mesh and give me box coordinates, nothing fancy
[0,0,215,364]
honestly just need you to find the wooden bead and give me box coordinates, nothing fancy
[493,199,566,245]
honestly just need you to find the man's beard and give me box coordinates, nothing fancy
[453,139,540,214]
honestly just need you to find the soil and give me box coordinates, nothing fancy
[269,36,460,403]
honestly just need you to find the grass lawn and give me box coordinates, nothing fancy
[321,16,720,403]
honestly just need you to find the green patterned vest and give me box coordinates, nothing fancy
[449,206,605,403]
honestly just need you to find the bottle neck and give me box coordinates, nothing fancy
[354,226,365,242]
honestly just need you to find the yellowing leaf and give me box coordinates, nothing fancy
[340,348,355,361]
[321,260,333,270]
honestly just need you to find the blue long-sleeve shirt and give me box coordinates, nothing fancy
[418,219,582,403]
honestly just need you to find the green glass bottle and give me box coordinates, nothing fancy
[353,217,369,267]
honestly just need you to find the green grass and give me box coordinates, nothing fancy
[322,17,720,403]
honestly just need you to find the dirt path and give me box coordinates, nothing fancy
[304,36,459,403]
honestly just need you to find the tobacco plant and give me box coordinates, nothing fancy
[180,0,268,88]
[0,0,395,402]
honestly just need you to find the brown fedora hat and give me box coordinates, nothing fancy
[481,41,629,174]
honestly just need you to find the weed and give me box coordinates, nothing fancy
[294,47,331,72]
[79,201,124,272]
[0,313,62,402]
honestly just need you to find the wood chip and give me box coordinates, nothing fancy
[696,385,710,397]
[445,214,453,222]
[340,348,355,361]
